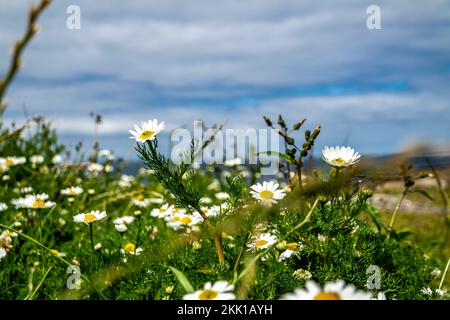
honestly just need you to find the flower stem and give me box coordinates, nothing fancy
[439,257,450,291]
[89,223,95,273]
[196,207,225,265]
[136,215,142,249]
[389,190,407,229]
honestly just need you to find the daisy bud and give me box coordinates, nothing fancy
[304,130,311,140]
[165,286,174,294]
[276,240,287,251]
[285,136,295,145]
[293,119,306,131]
[277,115,287,130]
[311,125,321,139]
[263,116,272,127]
[94,243,102,251]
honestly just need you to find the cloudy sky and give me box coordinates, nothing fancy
[1,0,449,158]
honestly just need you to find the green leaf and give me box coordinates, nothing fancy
[169,267,194,293]
[257,151,293,163]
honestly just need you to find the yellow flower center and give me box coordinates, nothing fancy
[198,289,219,300]
[255,239,268,248]
[259,190,274,200]
[287,242,299,250]
[172,216,180,221]
[32,199,45,208]
[313,292,341,300]
[160,207,167,213]
[334,158,347,166]
[139,130,155,140]
[50,249,60,256]
[180,216,192,224]
[135,195,145,201]
[83,213,97,223]
[124,243,136,253]
[5,159,14,166]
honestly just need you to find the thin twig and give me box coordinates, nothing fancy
[0,0,52,112]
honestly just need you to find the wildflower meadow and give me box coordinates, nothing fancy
[0,0,449,303]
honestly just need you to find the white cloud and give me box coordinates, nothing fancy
[0,0,449,155]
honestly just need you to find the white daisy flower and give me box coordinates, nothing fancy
[94,243,102,251]
[224,157,242,167]
[118,175,134,188]
[61,186,84,196]
[11,193,55,209]
[113,216,135,232]
[51,154,63,164]
[131,195,151,207]
[151,204,175,218]
[247,233,278,251]
[115,223,128,233]
[281,280,373,300]
[167,214,202,229]
[0,156,26,167]
[113,216,135,226]
[279,249,298,261]
[98,149,114,160]
[195,206,220,218]
[121,242,143,255]
[30,155,44,165]
[183,281,235,300]
[322,146,361,168]
[0,203,7,211]
[87,163,104,174]
[129,119,165,143]
[250,181,286,205]
[200,197,213,204]
[215,192,230,201]
[73,210,107,224]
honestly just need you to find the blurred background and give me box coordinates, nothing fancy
[1,0,449,159]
